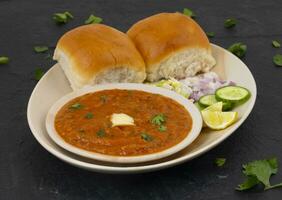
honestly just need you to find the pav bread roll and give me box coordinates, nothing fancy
[54,24,146,90]
[127,12,216,82]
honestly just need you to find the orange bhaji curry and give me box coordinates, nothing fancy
[55,89,192,156]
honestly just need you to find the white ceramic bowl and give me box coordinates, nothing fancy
[45,84,202,164]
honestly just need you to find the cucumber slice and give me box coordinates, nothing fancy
[199,94,218,107]
[222,101,234,111]
[199,94,234,111]
[215,86,250,104]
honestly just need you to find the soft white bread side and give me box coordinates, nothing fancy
[53,24,146,90]
[127,12,216,82]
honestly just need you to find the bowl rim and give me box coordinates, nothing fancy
[45,83,203,164]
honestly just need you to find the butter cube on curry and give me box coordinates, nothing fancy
[111,113,135,127]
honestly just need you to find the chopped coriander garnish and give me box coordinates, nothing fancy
[183,8,196,18]
[224,18,237,28]
[100,95,107,103]
[33,46,49,53]
[85,112,94,119]
[0,56,9,64]
[141,133,153,142]
[151,114,166,126]
[85,14,103,24]
[237,176,259,191]
[215,158,226,167]
[70,103,83,110]
[228,42,247,58]
[96,129,105,137]
[158,125,167,132]
[151,114,167,132]
[206,32,215,38]
[53,11,73,24]
[34,68,44,81]
[236,157,282,191]
[273,54,282,66]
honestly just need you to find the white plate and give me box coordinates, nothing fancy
[45,83,202,163]
[27,44,257,174]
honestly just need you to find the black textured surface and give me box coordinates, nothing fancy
[0,0,282,199]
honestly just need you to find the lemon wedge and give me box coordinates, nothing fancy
[203,102,223,112]
[201,110,238,130]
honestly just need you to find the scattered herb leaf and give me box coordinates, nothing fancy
[272,40,281,48]
[85,112,94,119]
[70,103,83,110]
[53,11,73,24]
[141,133,153,142]
[228,42,247,58]
[215,158,226,167]
[151,114,167,132]
[96,129,105,137]
[151,114,166,126]
[34,68,44,81]
[236,157,282,191]
[206,32,215,38]
[65,11,73,19]
[224,18,237,28]
[100,95,108,103]
[0,56,9,64]
[273,54,282,66]
[183,8,196,18]
[85,14,103,24]
[34,46,49,53]
[237,176,260,191]
[158,125,167,132]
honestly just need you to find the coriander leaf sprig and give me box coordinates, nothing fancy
[85,112,94,119]
[53,11,73,24]
[0,56,9,65]
[237,157,282,191]
[215,158,226,167]
[151,114,167,132]
[183,8,196,18]
[96,129,106,137]
[85,14,103,24]
[206,32,215,38]
[151,114,166,126]
[224,18,237,28]
[69,102,83,110]
[228,42,247,58]
[273,54,282,66]
[34,46,49,53]
[141,132,153,142]
[34,68,44,81]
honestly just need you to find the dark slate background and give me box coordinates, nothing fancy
[0,0,282,199]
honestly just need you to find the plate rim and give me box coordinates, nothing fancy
[27,44,257,173]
